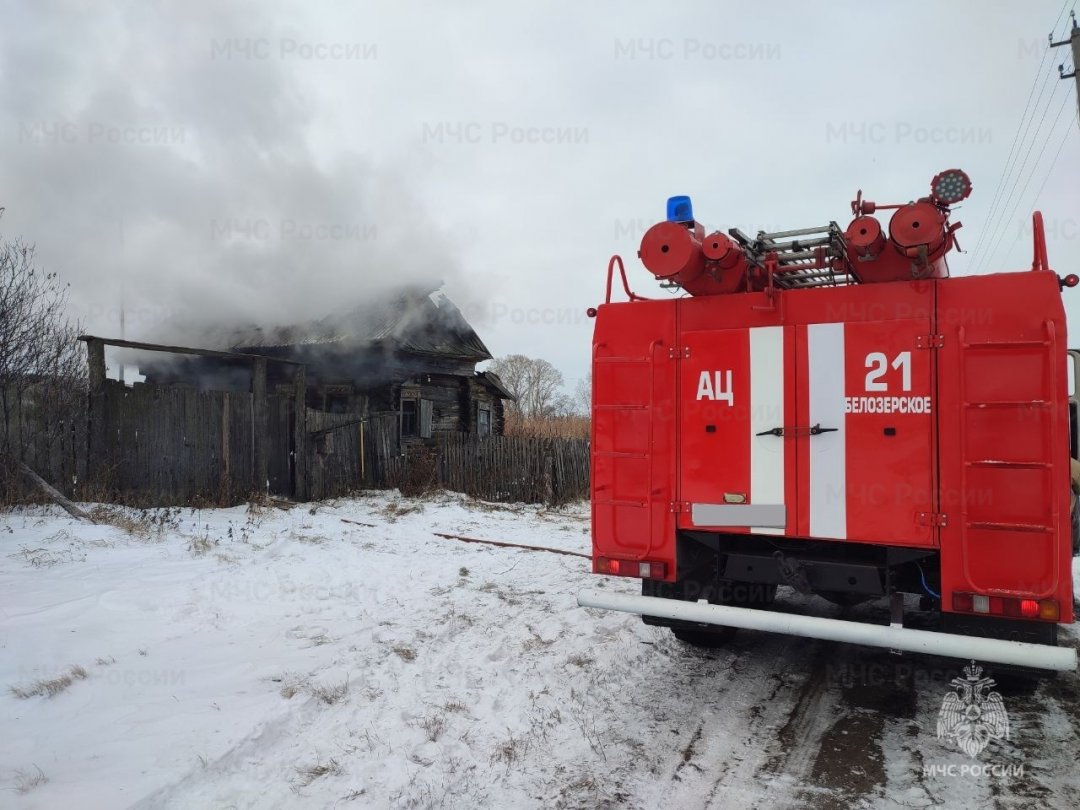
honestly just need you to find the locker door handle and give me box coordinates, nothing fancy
[756,424,838,438]
[756,427,785,437]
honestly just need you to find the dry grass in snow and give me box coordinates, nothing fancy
[10,665,87,699]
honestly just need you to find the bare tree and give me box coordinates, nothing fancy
[522,358,564,417]
[573,373,591,415]
[487,354,531,414]
[488,354,566,418]
[0,237,86,498]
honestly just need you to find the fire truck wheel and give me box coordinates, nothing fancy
[671,626,738,647]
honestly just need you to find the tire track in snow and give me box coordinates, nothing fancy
[129,700,324,809]
[634,632,827,809]
[750,644,844,809]
[638,605,917,809]
[783,645,917,809]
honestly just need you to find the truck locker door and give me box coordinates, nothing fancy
[592,301,678,568]
[936,272,1070,615]
[679,326,793,535]
[798,318,935,546]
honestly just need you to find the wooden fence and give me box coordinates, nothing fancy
[86,380,278,504]
[307,410,365,501]
[1,385,86,499]
[307,411,589,504]
[5,378,590,506]
[436,432,589,504]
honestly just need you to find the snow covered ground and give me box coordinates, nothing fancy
[2,491,1079,809]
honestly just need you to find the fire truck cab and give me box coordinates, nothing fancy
[580,172,1078,672]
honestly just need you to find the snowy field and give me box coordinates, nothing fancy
[2,491,1079,809]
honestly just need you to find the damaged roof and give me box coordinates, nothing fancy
[221,287,492,362]
[475,370,515,401]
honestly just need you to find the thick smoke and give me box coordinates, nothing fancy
[0,1,471,348]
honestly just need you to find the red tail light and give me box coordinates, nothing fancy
[951,591,1058,622]
[595,557,666,580]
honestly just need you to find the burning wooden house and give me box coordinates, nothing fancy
[141,286,513,439]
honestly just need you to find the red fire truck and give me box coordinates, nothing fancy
[579,170,1078,672]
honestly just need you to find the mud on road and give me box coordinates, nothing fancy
[603,590,1080,810]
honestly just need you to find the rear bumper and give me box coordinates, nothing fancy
[577,589,1077,672]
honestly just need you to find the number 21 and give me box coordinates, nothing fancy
[865,351,911,392]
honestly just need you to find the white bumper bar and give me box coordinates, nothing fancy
[577,589,1077,672]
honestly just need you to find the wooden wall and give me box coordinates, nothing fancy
[1,384,86,498]
[86,380,269,504]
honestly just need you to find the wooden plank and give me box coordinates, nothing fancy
[17,460,96,522]
[293,366,308,500]
[184,386,197,500]
[222,392,231,484]
[86,339,107,490]
[77,335,303,364]
[252,357,267,494]
[86,339,106,394]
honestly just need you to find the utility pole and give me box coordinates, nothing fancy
[1051,10,1080,123]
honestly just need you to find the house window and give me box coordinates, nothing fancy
[400,396,419,437]
[400,386,432,439]
[478,405,492,438]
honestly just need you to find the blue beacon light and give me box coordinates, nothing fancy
[666,195,694,224]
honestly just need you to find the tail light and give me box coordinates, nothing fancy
[951,591,1059,622]
[595,557,667,580]
[1039,600,1061,621]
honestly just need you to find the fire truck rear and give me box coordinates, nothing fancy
[579,170,1079,672]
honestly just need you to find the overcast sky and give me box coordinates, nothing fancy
[2,0,1078,391]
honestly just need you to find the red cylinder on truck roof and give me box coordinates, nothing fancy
[638,220,735,296]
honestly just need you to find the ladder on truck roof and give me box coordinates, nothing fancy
[728,222,858,290]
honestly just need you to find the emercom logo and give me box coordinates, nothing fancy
[936,660,1010,757]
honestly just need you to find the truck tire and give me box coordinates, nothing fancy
[671,626,738,647]
[667,581,776,647]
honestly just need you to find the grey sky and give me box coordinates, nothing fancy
[2,0,1078,391]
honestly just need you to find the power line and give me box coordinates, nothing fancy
[973,73,1064,271]
[979,89,1072,273]
[973,75,1067,273]
[978,87,1071,272]
[969,3,1065,266]
[1001,121,1077,269]
[970,1,1074,271]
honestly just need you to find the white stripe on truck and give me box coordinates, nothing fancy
[749,326,786,534]
[808,323,847,539]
